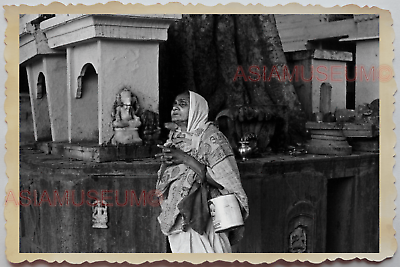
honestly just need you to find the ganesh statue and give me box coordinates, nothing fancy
[111,88,142,145]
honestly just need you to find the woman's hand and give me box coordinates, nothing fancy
[155,145,188,165]
[155,145,206,183]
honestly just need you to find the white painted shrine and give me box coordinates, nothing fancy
[20,14,181,144]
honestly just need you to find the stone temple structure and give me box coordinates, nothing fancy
[20,14,181,161]
[20,14,180,157]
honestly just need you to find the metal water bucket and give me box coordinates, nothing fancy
[208,194,244,233]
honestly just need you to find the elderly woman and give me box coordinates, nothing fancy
[155,90,249,253]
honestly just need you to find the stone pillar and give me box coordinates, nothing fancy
[66,42,100,143]
[341,14,380,106]
[24,56,69,142]
[20,14,68,142]
[286,49,352,119]
[98,39,160,144]
[355,39,379,105]
[43,55,68,142]
[25,60,51,141]
[41,14,181,144]
[311,56,349,114]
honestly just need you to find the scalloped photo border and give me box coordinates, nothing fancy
[3,2,397,264]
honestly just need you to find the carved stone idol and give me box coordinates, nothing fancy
[289,226,307,253]
[111,88,142,145]
[92,200,108,229]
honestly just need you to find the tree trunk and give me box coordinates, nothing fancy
[254,15,307,143]
[235,15,274,106]
[211,15,247,116]
[159,14,307,145]
[191,15,218,101]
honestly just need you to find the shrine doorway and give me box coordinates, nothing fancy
[71,63,99,143]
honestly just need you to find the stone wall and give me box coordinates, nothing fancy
[20,146,379,253]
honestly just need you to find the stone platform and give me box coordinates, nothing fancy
[20,145,379,253]
[36,141,161,162]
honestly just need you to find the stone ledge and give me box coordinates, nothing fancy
[22,143,378,178]
[41,14,181,48]
[36,141,161,163]
[286,49,353,62]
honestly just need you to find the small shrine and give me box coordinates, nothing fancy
[20,14,180,161]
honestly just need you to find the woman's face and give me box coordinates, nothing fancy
[171,92,190,125]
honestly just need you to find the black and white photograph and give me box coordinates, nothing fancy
[17,12,381,254]
[3,2,397,264]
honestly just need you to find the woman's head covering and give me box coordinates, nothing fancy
[187,91,209,133]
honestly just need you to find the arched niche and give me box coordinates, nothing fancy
[35,72,52,141]
[37,72,46,99]
[76,63,98,99]
[319,82,332,114]
[71,63,99,143]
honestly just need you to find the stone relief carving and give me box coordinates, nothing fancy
[111,87,142,145]
[92,200,108,229]
[289,225,307,253]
